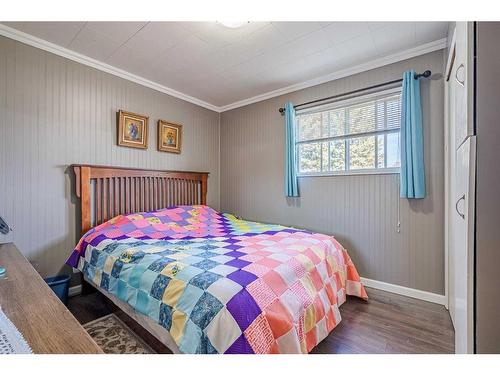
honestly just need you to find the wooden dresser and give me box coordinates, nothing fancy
[0,243,102,354]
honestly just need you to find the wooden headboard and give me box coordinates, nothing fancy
[72,164,208,234]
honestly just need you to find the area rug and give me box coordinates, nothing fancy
[83,314,155,354]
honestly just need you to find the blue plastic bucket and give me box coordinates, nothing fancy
[44,274,71,305]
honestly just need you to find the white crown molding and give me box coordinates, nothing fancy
[361,277,446,305]
[0,23,446,114]
[0,24,220,112]
[219,38,447,112]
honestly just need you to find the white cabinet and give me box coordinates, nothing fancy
[450,137,476,353]
[446,22,476,354]
[453,22,474,149]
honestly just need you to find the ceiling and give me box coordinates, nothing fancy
[1,21,449,110]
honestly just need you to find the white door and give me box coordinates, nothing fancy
[452,136,476,353]
[446,63,457,324]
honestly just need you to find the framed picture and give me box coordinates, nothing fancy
[158,120,182,154]
[117,110,148,149]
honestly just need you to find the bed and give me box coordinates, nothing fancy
[67,165,367,354]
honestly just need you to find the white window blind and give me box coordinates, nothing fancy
[296,88,402,176]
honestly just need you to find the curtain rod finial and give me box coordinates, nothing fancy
[414,70,432,80]
[279,107,285,115]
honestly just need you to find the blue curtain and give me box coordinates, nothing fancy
[284,102,299,197]
[400,70,426,199]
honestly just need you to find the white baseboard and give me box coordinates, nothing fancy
[68,285,82,297]
[67,278,446,305]
[361,277,446,305]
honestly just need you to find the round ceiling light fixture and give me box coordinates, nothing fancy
[217,21,249,29]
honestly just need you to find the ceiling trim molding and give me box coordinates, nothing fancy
[0,23,447,113]
[219,38,447,112]
[0,24,220,112]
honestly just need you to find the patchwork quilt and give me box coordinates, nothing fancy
[67,205,367,354]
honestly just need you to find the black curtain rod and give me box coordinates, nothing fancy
[278,70,431,115]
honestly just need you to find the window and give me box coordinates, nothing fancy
[296,88,401,176]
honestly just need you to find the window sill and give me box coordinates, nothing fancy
[298,168,400,178]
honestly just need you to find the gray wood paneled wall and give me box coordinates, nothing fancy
[220,51,445,294]
[0,36,220,278]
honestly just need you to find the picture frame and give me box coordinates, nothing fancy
[117,110,149,149]
[158,120,182,154]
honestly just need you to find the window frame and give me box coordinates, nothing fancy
[295,86,402,177]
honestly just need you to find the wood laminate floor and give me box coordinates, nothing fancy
[68,287,454,354]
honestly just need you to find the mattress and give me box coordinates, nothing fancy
[67,205,367,354]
